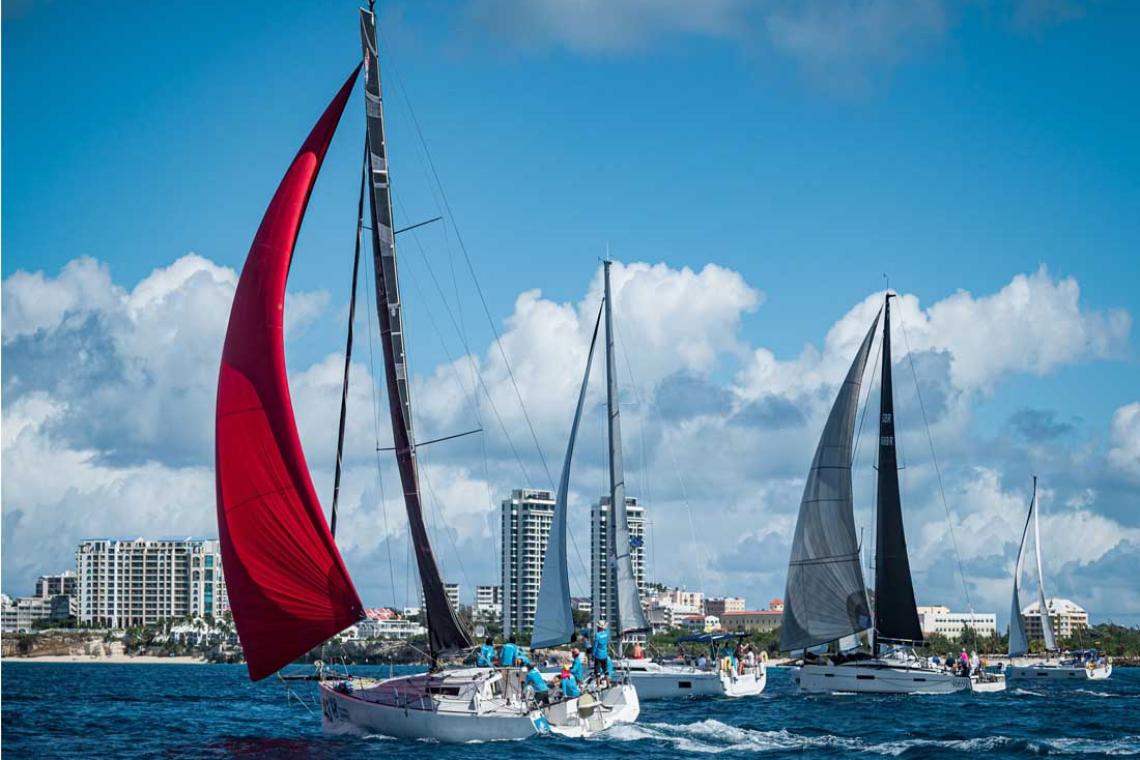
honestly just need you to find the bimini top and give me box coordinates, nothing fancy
[677,632,751,644]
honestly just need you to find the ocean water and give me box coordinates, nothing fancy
[2,663,1137,759]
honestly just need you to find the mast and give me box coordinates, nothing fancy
[872,294,923,648]
[1031,477,1058,651]
[358,8,471,657]
[603,261,650,637]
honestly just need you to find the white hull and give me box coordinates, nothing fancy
[319,668,637,742]
[793,662,973,694]
[618,659,766,699]
[1008,663,1112,681]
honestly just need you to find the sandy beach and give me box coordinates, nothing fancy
[3,654,209,665]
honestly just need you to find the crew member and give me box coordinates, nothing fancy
[525,664,550,705]
[477,637,495,668]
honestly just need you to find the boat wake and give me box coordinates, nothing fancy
[592,720,1140,756]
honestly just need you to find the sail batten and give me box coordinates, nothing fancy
[780,313,879,653]
[532,304,605,648]
[604,262,650,636]
[359,8,471,656]
[215,68,364,682]
[872,296,925,645]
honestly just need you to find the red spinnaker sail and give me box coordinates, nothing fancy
[215,68,364,681]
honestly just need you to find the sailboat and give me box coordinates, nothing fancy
[215,6,626,742]
[526,261,641,729]
[1006,477,1112,681]
[781,294,1003,694]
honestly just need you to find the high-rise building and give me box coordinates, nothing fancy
[500,488,555,634]
[591,495,646,630]
[76,537,229,628]
[420,583,461,613]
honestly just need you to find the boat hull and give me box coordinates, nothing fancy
[792,662,971,694]
[620,660,766,699]
[1007,663,1112,681]
[543,682,640,737]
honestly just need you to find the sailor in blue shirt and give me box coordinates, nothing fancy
[560,668,580,699]
[569,648,584,682]
[501,635,520,667]
[525,664,550,705]
[593,620,611,685]
[477,637,495,668]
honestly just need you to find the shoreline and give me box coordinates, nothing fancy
[3,654,210,665]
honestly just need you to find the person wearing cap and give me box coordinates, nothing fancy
[560,667,580,699]
[569,648,584,683]
[525,663,550,705]
[593,621,611,686]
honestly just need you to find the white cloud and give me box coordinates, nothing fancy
[1107,402,1140,480]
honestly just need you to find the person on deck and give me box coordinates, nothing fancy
[560,668,580,699]
[525,664,550,705]
[477,637,496,668]
[516,648,531,668]
[593,621,611,686]
[569,648,584,683]
[632,641,644,660]
[501,635,521,668]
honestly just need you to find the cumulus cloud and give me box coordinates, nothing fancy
[458,0,1104,87]
[3,252,1136,624]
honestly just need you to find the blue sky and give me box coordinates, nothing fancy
[4,0,1139,626]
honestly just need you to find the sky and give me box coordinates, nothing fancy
[3,0,1139,628]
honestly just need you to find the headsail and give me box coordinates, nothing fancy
[1008,478,1035,657]
[1032,479,1057,651]
[215,69,364,682]
[604,261,650,636]
[532,304,604,648]
[359,8,472,656]
[780,312,879,653]
[872,295,924,645]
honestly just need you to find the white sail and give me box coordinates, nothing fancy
[1032,483,1057,651]
[1007,480,1034,657]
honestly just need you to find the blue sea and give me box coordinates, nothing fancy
[2,663,1137,759]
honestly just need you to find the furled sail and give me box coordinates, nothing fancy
[780,313,879,653]
[873,295,925,645]
[532,304,604,648]
[1032,479,1058,651]
[359,8,471,656]
[603,261,650,636]
[215,69,364,682]
[1008,479,1035,657]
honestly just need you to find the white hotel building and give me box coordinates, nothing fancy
[917,605,998,640]
[501,489,555,634]
[76,537,229,628]
[591,496,647,630]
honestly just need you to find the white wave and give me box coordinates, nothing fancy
[1072,688,1115,698]
[597,720,1140,757]
[1011,687,1044,696]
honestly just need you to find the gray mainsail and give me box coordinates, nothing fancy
[531,304,604,649]
[1032,479,1058,651]
[780,313,880,653]
[1008,478,1035,657]
[359,8,471,656]
[604,261,650,636]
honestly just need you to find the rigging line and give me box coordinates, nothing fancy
[417,446,475,598]
[361,210,400,612]
[897,309,974,614]
[330,138,369,539]
[392,194,535,488]
[376,22,555,490]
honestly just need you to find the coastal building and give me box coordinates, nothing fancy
[75,537,229,628]
[501,488,555,634]
[681,614,720,633]
[35,571,78,599]
[354,618,426,640]
[475,585,502,621]
[1,570,83,632]
[1021,598,1089,640]
[591,496,647,630]
[721,609,783,633]
[705,597,746,618]
[421,583,461,613]
[573,597,593,616]
[917,606,998,639]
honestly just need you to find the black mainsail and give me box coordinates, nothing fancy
[359,8,472,656]
[872,295,924,645]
